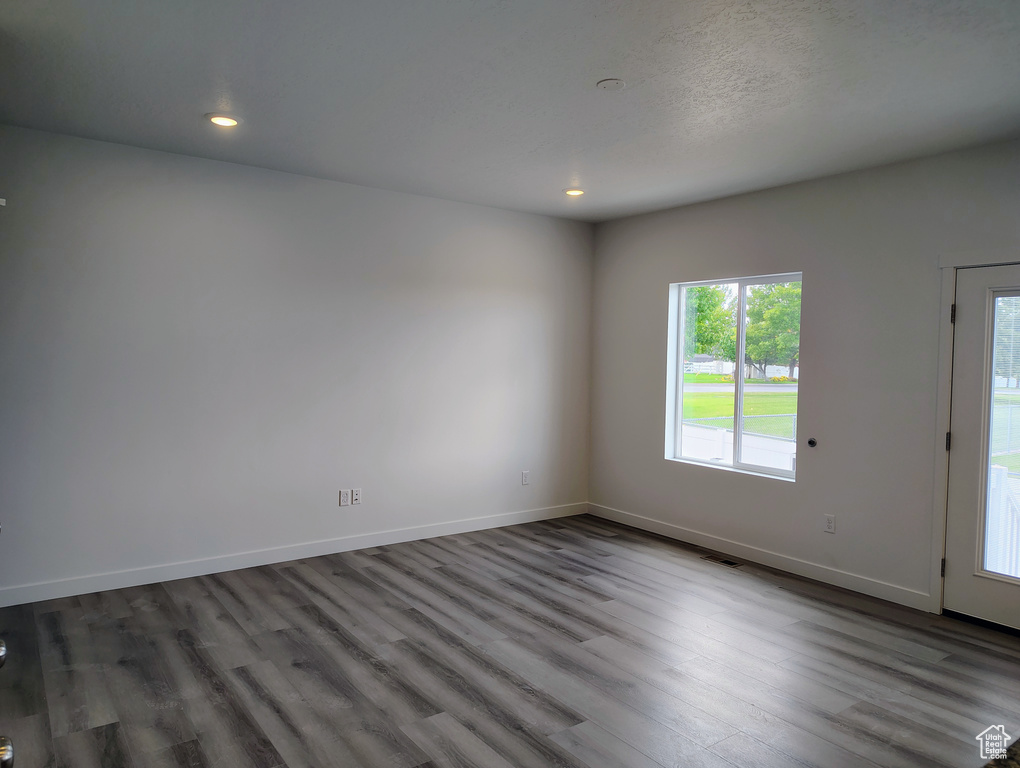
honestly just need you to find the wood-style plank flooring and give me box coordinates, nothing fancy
[1,514,1018,767]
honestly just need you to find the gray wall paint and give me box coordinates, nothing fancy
[0,126,593,602]
[5,123,1020,612]
[590,139,1020,608]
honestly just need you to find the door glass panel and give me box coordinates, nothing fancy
[986,295,1020,578]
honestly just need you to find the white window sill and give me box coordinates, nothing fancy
[665,456,796,482]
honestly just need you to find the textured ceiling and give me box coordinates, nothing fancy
[2,0,1019,221]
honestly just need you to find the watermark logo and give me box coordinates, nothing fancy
[976,725,1011,761]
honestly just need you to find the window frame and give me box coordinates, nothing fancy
[665,271,802,481]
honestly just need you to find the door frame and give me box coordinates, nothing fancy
[932,248,1020,615]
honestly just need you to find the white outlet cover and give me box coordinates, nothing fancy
[340,489,351,506]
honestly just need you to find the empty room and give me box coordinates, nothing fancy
[2,1,1020,766]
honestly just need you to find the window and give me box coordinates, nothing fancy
[665,273,802,479]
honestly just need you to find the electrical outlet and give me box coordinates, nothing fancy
[824,514,835,533]
[522,470,530,486]
[352,488,361,504]
[339,489,351,507]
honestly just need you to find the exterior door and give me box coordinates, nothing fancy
[945,264,1020,630]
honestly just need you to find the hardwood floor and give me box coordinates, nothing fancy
[1,514,1018,767]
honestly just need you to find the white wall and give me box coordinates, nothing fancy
[0,126,593,606]
[590,139,1020,610]
[7,126,1020,614]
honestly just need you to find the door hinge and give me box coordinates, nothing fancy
[941,558,946,577]
[946,432,951,451]
[950,304,956,324]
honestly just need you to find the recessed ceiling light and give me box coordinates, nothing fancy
[205,113,240,127]
[596,78,625,91]
[564,188,584,196]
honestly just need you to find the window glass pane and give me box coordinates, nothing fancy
[669,273,802,478]
[738,281,801,473]
[986,295,1020,578]
[679,283,737,466]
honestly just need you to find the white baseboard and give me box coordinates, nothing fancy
[2,501,936,613]
[589,503,936,612]
[0,502,588,608]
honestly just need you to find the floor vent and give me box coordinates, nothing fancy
[701,554,742,568]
